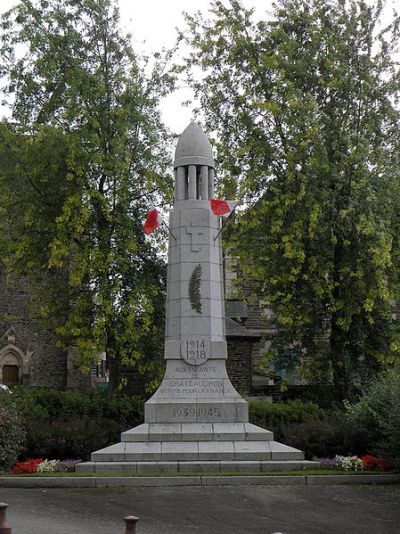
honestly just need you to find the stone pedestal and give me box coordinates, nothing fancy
[78,123,317,474]
[145,199,248,426]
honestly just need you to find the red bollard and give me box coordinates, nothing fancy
[0,503,11,534]
[124,515,139,533]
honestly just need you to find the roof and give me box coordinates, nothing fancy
[174,122,215,168]
[225,318,261,338]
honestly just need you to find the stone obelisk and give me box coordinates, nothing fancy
[145,121,248,425]
[78,123,315,474]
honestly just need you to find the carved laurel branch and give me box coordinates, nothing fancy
[189,264,202,314]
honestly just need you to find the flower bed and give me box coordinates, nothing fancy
[319,454,387,472]
[11,458,81,474]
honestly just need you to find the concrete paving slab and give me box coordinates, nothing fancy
[219,461,262,473]
[136,462,179,474]
[198,441,234,460]
[269,440,304,460]
[121,424,149,442]
[124,442,162,461]
[178,461,220,473]
[161,441,199,461]
[233,440,271,460]
[181,423,214,441]
[244,422,274,441]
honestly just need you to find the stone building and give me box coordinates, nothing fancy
[224,255,277,394]
[0,275,90,389]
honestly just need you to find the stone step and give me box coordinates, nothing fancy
[121,423,273,442]
[77,459,318,474]
[90,440,303,463]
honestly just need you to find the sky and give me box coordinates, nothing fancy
[0,0,272,133]
[0,0,398,134]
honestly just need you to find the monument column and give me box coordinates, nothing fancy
[145,122,248,423]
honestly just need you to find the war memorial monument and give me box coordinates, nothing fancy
[78,123,315,474]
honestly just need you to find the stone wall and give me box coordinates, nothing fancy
[0,275,67,388]
[223,254,278,394]
[226,338,253,393]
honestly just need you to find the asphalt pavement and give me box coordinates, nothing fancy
[1,484,399,534]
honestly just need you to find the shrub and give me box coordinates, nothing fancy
[0,391,26,471]
[249,398,324,428]
[249,399,365,460]
[12,388,144,461]
[346,366,400,469]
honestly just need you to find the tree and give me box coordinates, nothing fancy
[0,0,174,391]
[181,0,400,402]
[347,364,400,468]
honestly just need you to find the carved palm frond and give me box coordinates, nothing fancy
[189,264,202,314]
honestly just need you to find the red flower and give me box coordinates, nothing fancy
[11,458,43,474]
[360,454,387,472]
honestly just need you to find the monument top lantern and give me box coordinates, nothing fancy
[174,122,215,169]
[174,122,215,201]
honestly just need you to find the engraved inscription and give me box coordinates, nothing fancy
[181,336,210,366]
[172,407,221,418]
[159,378,223,397]
[174,366,216,374]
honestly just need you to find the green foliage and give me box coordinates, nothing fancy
[249,399,365,460]
[249,398,323,426]
[12,387,144,460]
[276,414,366,460]
[0,0,175,389]
[346,366,400,469]
[181,0,400,401]
[0,391,26,471]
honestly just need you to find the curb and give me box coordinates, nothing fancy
[0,474,399,488]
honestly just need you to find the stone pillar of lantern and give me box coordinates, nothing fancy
[78,123,316,474]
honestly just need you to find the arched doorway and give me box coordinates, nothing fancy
[2,364,19,385]
[0,352,22,386]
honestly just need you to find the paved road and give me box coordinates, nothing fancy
[1,484,399,534]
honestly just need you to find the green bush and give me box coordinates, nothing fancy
[12,388,144,461]
[276,413,366,459]
[249,398,323,427]
[249,399,364,460]
[0,391,26,471]
[346,366,400,469]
